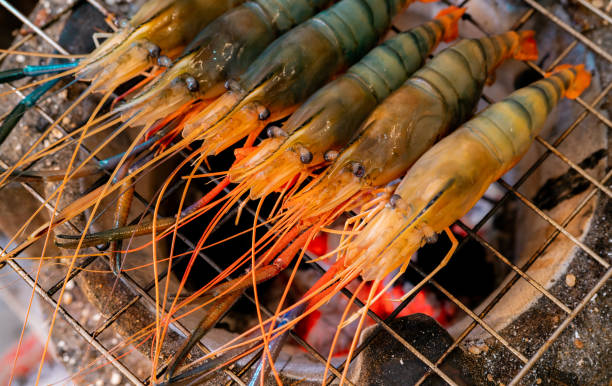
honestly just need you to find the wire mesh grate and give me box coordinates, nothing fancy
[0,0,609,384]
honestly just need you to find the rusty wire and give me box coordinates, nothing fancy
[0,0,609,384]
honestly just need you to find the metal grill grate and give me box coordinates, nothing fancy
[0,0,609,384]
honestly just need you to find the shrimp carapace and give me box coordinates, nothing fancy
[116,0,336,129]
[343,64,590,282]
[284,29,538,220]
[180,0,434,155]
[229,6,466,200]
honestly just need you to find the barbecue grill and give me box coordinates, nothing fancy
[0,0,609,384]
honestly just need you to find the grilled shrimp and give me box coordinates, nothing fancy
[341,64,591,281]
[76,0,246,90]
[180,0,436,156]
[116,0,336,129]
[0,0,184,145]
[284,29,538,220]
[229,6,465,199]
[1,0,244,93]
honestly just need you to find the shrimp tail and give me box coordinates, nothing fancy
[514,30,538,61]
[0,62,79,83]
[435,6,466,43]
[546,64,592,99]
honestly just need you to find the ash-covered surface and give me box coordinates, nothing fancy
[460,195,611,385]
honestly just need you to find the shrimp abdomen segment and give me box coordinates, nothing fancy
[464,67,576,174]
[349,18,445,103]
[256,0,334,32]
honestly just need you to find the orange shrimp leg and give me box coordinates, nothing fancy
[53,127,265,247]
[247,256,351,384]
[54,176,231,249]
[161,226,311,380]
[396,228,458,305]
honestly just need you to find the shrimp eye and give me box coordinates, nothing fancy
[266,126,287,138]
[324,150,338,162]
[225,79,240,92]
[147,44,161,58]
[351,162,365,178]
[157,55,172,67]
[389,194,402,208]
[257,106,270,121]
[296,145,313,164]
[185,76,199,92]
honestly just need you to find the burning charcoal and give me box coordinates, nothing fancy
[353,314,478,385]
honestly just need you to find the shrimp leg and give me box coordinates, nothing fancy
[109,168,135,274]
[163,292,242,379]
[157,226,312,381]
